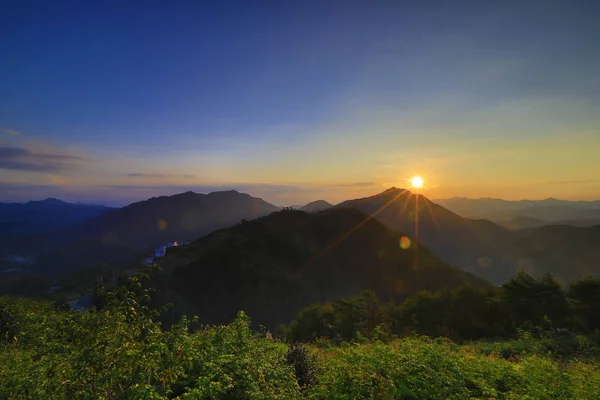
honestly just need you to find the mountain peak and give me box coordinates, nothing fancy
[27,197,68,205]
[300,200,333,212]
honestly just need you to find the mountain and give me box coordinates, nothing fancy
[300,200,333,213]
[495,216,549,230]
[38,190,280,273]
[335,188,528,284]
[146,207,489,328]
[0,198,112,235]
[515,224,600,281]
[336,188,600,284]
[497,215,600,230]
[435,197,600,223]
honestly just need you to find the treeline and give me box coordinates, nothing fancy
[281,271,600,343]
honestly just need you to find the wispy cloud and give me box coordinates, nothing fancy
[332,182,374,187]
[0,127,20,136]
[48,174,69,185]
[126,173,197,179]
[126,173,167,178]
[0,146,84,172]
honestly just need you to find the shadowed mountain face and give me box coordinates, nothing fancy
[336,188,600,283]
[0,198,111,235]
[38,191,280,273]
[335,188,530,284]
[149,208,489,328]
[496,215,600,230]
[515,225,600,281]
[300,200,333,213]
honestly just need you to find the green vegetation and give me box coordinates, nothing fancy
[1,271,599,399]
[283,271,600,343]
[309,339,600,399]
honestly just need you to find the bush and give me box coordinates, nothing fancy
[286,343,316,388]
[307,338,600,399]
[0,293,301,399]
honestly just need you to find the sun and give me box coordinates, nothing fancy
[410,176,424,188]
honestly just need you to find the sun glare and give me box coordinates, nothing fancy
[410,176,424,188]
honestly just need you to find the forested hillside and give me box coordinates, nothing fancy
[146,207,487,327]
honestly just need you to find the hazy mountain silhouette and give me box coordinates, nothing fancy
[38,190,280,273]
[300,200,333,212]
[436,197,600,223]
[515,224,600,281]
[0,198,111,235]
[497,215,600,230]
[147,207,489,328]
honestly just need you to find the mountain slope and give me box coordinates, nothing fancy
[497,215,600,230]
[436,197,600,222]
[336,188,525,283]
[148,207,489,328]
[40,191,280,273]
[300,200,333,213]
[0,198,111,235]
[515,224,600,281]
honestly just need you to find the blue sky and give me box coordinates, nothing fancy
[1,0,599,206]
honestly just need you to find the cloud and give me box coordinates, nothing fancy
[0,146,84,172]
[0,127,20,136]
[126,173,198,179]
[126,173,167,178]
[332,182,374,187]
[48,174,69,185]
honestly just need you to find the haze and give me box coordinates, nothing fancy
[1,1,600,206]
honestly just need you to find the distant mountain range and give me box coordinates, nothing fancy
[2,189,599,288]
[0,198,111,235]
[37,190,280,273]
[147,207,488,327]
[495,215,600,230]
[435,197,600,227]
[336,188,600,283]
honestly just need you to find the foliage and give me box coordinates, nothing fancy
[309,338,600,399]
[1,271,600,399]
[0,279,300,399]
[286,343,317,388]
[285,272,600,344]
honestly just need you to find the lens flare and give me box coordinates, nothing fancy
[158,219,168,231]
[399,236,411,250]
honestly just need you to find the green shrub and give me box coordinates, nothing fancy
[286,343,317,388]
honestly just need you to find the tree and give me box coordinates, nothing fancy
[567,277,600,332]
[499,271,567,330]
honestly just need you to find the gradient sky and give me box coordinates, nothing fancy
[1,0,600,206]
